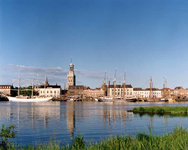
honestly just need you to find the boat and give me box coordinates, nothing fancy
[0,94,9,101]
[100,97,114,102]
[160,98,168,102]
[95,98,103,102]
[126,98,137,102]
[7,96,52,102]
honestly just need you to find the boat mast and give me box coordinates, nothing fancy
[32,72,35,98]
[163,77,166,99]
[149,76,153,99]
[103,71,106,98]
[18,72,20,96]
[121,74,122,99]
[113,69,116,100]
[14,72,21,96]
[124,71,126,100]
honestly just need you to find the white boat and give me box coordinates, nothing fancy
[95,98,98,101]
[7,96,52,102]
[100,97,114,102]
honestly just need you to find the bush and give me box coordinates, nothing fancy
[71,134,85,149]
[0,124,16,143]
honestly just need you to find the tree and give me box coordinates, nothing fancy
[19,86,38,97]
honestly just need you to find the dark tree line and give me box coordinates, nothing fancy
[19,86,38,97]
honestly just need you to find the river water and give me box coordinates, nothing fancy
[0,101,188,145]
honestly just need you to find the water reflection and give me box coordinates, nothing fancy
[67,102,75,139]
[0,102,188,145]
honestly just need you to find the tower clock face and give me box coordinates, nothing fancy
[70,66,73,71]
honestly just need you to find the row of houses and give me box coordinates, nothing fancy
[1,83,188,99]
[65,85,188,99]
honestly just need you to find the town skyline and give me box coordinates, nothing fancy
[0,61,188,90]
[1,0,188,89]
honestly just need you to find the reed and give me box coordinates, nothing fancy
[133,106,188,114]
[3,127,188,150]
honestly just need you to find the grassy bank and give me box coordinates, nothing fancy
[133,106,188,114]
[2,127,188,150]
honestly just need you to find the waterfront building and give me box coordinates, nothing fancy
[83,88,104,98]
[67,85,84,98]
[0,85,14,96]
[67,60,76,89]
[107,84,133,99]
[161,88,174,98]
[133,88,162,99]
[35,78,62,98]
[173,86,188,96]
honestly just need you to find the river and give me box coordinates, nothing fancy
[0,101,188,145]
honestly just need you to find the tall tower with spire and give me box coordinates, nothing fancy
[67,59,76,89]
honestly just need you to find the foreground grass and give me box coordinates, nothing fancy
[133,106,188,114]
[2,127,188,150]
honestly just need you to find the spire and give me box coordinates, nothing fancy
[70,58,73,66]
[104,70,106,85]
[44,75,49,87]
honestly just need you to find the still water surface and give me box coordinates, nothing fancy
[0,101,188,145]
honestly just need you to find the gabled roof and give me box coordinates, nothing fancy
[108,84,133,88]
[36,85,61,88]
[69,85,84,90]
[133,88,143,91]
[174,86,184,90]
[145,88,160,91]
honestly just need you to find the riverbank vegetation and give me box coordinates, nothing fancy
[2,125,188,149]
[133,106,188,114]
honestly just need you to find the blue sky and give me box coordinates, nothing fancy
[1,0,188,89]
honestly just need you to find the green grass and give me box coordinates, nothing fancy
[2,127,188,150]
[133,106,188,114]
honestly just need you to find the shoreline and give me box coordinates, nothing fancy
[5,127,188,150]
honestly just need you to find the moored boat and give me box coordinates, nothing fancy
[100,97,114,102]
[7,96,52,102]
[126,98,137,102]
[0,94,9,101]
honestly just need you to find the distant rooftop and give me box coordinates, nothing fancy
[108,84,133,88]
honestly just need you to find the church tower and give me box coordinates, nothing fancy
[67,60,76,89]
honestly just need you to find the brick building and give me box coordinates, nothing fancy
[83,88,104,98]
[67,85,84,98]
[0,85,15,96]
[173,86,188,96]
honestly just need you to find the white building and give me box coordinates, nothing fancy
[133,88,162,99]
[35,78,62,98]
[107,84,133,98]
